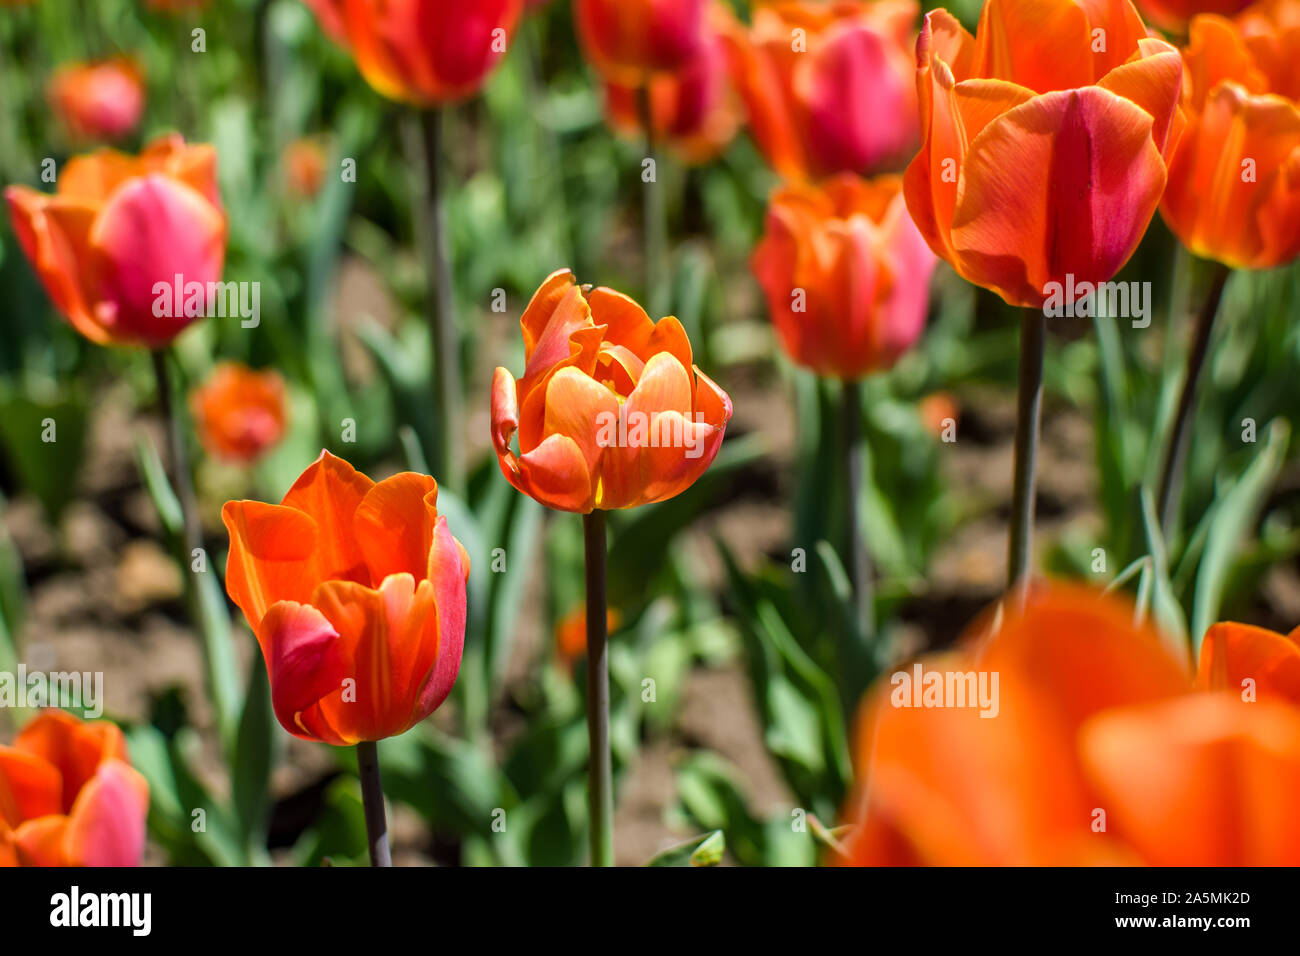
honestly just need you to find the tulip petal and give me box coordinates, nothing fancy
[353,472,440,585]
[1082,694,1300,865]
[1097,39,1184,155]
[0,748,62,827]
[418,517,468,716]
[516,433,596,513]
[12,816,69,867]
[279,450,374,585]
[257,600,351,744]
[1198,621,1300,706]
[951,87,1167,306]
[588,285,655,356]
[63,759,149,867]
[222,500,321,630]
[543,366,621,477]
[971,0,1092,92]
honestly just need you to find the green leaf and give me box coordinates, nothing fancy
[231,652,275,861]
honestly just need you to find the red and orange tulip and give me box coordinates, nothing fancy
[1160,0,1300,269]
[603,8,741,164]
[5,134,226,348]
[191,362,288,464]
[0,710,149,867]
[724,0,919,181]
[303,0,522,106]
[751,173,935,380]
[576,0,709,84]
[490,269,732,514]
[840,582,1300,865]
[904,0,1185,308]
[222,451,469,745]
[48,59,145,142]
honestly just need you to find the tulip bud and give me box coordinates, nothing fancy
[191,363,288,464]
[48,59,145,143]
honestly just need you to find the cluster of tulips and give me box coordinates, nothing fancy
[2,0,1299,867]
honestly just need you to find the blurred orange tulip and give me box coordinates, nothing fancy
[555,605,622,668]
[1198,620,1300,706]
[222,451,469,745]
[576,0,708,84]
[5,134,226,348]
[603,7,741,163]
[751,173,935,380]
[904,0,1185,308]
[48,59,145,142]
[1134,0,1254,30]
[491,269,732,513]
[1160,1,1300,269]
[0,710,149,867]
[724,1,919,181]
[282,137,329,198]
[303,0,521,106]
[191,362,288,464]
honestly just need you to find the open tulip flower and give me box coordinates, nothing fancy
[0,710,149,867]
[490,269,733,514]
[752,173,935,380]
[48,59,145,143]
[190,362,288,464]
[222,451,469,745]
[841,582,1300,866]
[725,0,920,181]
[5,134,226,347]
[1159,0,1300,270]
[904,0,1185,308]
[303,0,522,106]
[576,0,709,85]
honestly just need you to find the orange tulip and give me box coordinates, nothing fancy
[575,0,709,84]
[1198,620,1300,706]
[222,451,469,745]
[304,0,522,106]
[0,710,149,867]
[555,605,622,669]
[839,582,1205,866]
[751,173,935,380]
[603,6,741,164]
[904,0,1185,308]
[1159,1,1300,269]
[5,134,226,348]
[282,137,329,198]
[190,362,288,464]
[724,1,919,180]
[48,59,145,142]
[490,269,732,513]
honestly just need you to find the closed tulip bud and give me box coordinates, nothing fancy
[5,134,227,347]
[603,7,741,163]
[0,710,149,867]
[223,452,469,745]
[576,0,709,84]
[491,269,733,513]
[752,174,935,380]
[48,59,145,143]
[304,0,522,106]
[904,0,1185,308]
[191,363,288,464]
[724,1,920,180]
[1160,1,1300,269]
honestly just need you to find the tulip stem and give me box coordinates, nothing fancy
[582,510,614,867]
[356,741,392,867]
[1156,262,1231,540]
[638,84,668,318]
[1008,309,1046,595]
[150,350,204,599]
[412,106,464,492]
[841,380,874,644]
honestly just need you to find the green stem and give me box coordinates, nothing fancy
[1156,262,1232,539]
[356,741,392,867]
[638,84,668,318]
[413,106,464,491]
[151,350,203,590]
[1007,309,1046,594]
[582,510,613,867]
[841,380,874,643]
